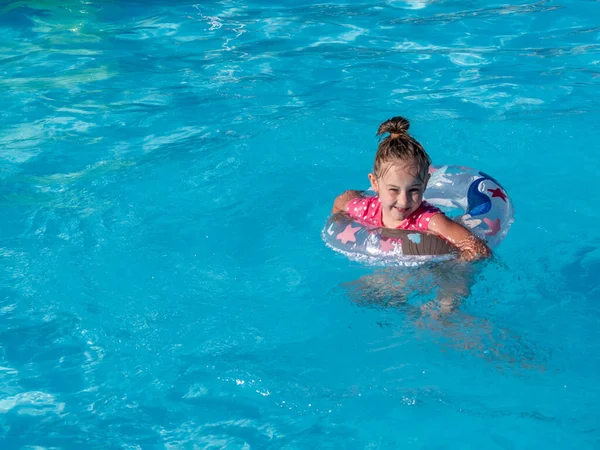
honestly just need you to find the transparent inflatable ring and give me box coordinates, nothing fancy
[322,165,514,266]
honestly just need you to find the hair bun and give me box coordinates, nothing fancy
[376,116,410,139]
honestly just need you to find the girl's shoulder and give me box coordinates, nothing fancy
[403,201,444,231]
[347,194,380,212]
[347,195,382,226]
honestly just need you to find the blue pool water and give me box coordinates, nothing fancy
[1,0,599,448]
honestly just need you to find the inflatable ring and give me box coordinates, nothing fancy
[322,165,514,265]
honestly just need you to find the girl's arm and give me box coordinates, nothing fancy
[331,190,363,214]
[428,213,492,261]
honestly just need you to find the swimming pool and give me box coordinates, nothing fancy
[1,0,599,447]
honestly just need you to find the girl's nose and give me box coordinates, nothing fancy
[399,192,411,207]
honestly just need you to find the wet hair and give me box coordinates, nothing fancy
[373,116,431,181]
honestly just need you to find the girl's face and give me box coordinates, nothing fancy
[368,161,429,228]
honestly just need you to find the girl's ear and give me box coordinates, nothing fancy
[424,173,431,189]
[368,173,378,192]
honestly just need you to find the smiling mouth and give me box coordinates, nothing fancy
[395,207,410,213]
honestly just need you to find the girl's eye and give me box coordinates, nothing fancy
[389,189,399,193]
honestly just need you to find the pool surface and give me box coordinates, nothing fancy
[1,0,599,448]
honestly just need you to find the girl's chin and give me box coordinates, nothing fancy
[383,209,412,226]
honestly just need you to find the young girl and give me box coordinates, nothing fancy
[332,116,490,261]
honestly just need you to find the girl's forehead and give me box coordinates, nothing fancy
[380,162,422,183]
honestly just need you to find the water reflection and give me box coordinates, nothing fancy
[343,261,549,369]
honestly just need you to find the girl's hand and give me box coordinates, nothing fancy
[428,214,492,261]
[456,235,491,261]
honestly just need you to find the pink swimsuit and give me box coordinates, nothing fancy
[346,196,441,231]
